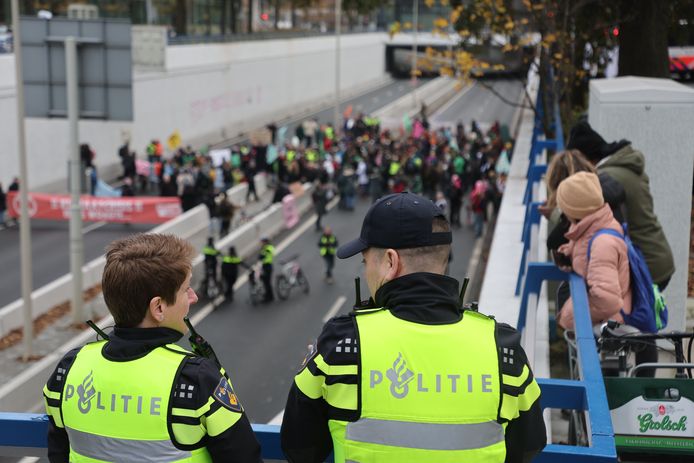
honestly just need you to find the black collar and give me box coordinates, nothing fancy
[102,326,183,361]
[373,272,462,324]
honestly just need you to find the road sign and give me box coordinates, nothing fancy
[20,16,133,121]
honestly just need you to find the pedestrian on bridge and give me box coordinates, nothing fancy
[43,233,261,462]
[281,192,546,463]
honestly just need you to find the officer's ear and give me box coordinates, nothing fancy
[148,296,165,324]
[383,249,402,281]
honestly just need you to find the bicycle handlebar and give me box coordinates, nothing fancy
[277,254,300,265]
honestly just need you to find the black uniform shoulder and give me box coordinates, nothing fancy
[172,354,223,410]
[46,347,82,394]
[315,314,358,366]
[495,322,527,377]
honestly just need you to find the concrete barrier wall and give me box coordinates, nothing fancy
[0,173,268,339]
[0,33,389,190]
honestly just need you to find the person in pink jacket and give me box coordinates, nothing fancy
[555,171,632,330]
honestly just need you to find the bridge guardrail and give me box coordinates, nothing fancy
[515,74,617,462]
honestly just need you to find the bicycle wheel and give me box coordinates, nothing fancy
[249,284,262,306]
[297,271,310,294]
[206,279,220,299]
[276,275,291,300]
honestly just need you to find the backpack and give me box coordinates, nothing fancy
[587,226,668,333]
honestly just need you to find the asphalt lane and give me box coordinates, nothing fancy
[192,196,479,424]
[432,78,524,128]
[0,221,152,308]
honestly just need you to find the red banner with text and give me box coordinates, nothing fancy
[7,192,182,224]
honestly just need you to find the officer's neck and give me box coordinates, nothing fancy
[373,272,461,324]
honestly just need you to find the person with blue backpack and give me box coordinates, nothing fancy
[554,172,633,331]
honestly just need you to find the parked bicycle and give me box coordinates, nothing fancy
[275,254,309,300]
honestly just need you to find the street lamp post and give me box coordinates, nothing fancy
[11,0,35,361]
[334,0,342,131]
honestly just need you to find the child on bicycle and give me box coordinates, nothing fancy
[555,172,632,330]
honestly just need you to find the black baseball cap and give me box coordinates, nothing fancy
[337,192,452,259]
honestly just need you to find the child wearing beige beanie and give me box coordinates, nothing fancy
[554,172,632,330]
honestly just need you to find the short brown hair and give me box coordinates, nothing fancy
[397,217,451,271]
[102,233,195,327]
[545,150,596,209]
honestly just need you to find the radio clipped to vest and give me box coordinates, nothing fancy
[184,317,222,368]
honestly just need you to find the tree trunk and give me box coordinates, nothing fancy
[174,0,187,35]
[618,0,669,78]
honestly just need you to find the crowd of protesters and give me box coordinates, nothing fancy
[0,111,512,239]
[108,112,514,241]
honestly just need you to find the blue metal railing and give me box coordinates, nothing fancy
[515,77,617,462]
[518,266,617,462]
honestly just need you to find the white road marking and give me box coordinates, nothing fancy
[82,221,107,234]
[430,81,476,122]
[323,296,347,323]
[266,294,346,425]
[17,458,39,463]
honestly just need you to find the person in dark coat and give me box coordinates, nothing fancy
[565,121,674,290]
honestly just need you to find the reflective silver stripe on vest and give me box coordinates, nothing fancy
[67,427,192,462]
[346,419,504,451]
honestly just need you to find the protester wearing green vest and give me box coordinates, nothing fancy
[259,238,275,302]
[281,192,546,462]
[43,234,261,462]
[318,226,338,284]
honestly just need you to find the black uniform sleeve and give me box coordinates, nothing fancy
[496,323,547,463]
[281,315,359,463]
[43,347,81,463]
[171,356,262,462]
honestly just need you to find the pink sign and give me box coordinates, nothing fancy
[282,194,299,229]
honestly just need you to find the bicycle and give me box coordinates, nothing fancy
[247,264,266,306]
[199,264,222,300]
[565,322,694,456]
[275,254,310,300]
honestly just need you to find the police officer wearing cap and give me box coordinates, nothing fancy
[280,192,546,462]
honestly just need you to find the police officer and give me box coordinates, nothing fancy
[43,234,261,462]
[259,237,275,302]
[281,192,546,462]
[318,226,338,284]
[202,236,220,290]
[222,246,248,301]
